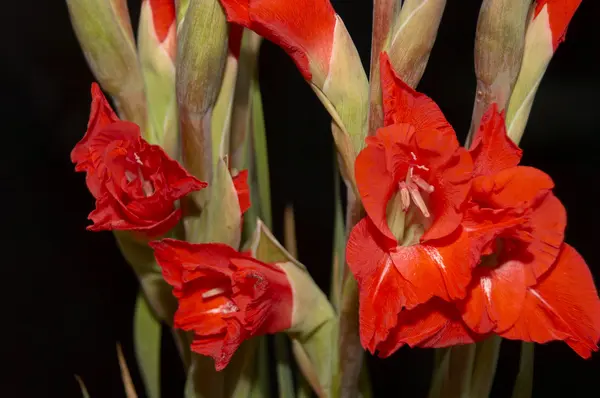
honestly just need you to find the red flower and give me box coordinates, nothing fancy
[381,105,600,358]
[150,238,293,370]
[346,53,475,354]
[218,0,336,80]
[534,0,582,50]
[71,83,206,237]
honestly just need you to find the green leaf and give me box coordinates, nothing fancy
[185,355,224,398]
[117,343,139,398]
[133,292,161,398]
[250,337,271,398]
[275,334,295,398]
[471,335,502,398]
[511,342,534,398]
[330,155,345,312]
[440,344,477,398]
[251,73,272,229]
[428,348,451,398]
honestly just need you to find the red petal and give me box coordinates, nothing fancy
[391,227,475,303]
[355,140,397,241]
[218,0,336,80]
[500,244,600,358]
[423,147,473,241]
[232,169,251,215]
[472,166,554,210]
[380,52,456,136]
[524,193,566,279]
[469,103,522,177]
[535,0,582,50]
[377,299,480,357]
[347,218,427,352]
[460,261,527,334]
[71,84,122,179]
[190,319,247,371]
[148,0,176,43]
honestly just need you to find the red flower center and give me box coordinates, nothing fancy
[124,151,155,198]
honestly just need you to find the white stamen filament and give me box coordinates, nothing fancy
[407,182,430,218]
[412,175,435,193]
[202,287,226,299]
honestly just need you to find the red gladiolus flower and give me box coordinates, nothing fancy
[150,238,293,370]
[71,83,207,237]
[381,105,600,358]
[217,0,336,81]
[534,0,582,50]
[346,53,475,354]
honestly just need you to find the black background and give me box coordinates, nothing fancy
[2,0,600,397]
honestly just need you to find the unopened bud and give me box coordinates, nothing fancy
[66,0,147,130]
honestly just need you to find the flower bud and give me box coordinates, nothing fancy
[138,0,179,157]
[176,0,229,187]
[468,0,530,143]
[506,0,582,144]
[66,0,147,130]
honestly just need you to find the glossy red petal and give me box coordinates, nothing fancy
[460,261,527,334]
[391,227,474,303]
[191,319,247,371]
[232,169,251,215]
[500,244,600,358]
[524,193,566,279]
[535,0,582,50]
[472,166,554,210]
[148,0,176,43]
[355,139,397,241]
[219,0,336,80]
[380,52,456,137]
[377,299,481,356]
[347,218,427,352]
[469,104,522,177]
[423,147,473,241]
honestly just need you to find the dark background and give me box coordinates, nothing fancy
[2,0,599,397]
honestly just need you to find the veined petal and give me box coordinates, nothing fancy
[218,0,336,80]
[469,103,522,176]
[500,244,600,358]
[347,218,429,352]
[391,227,474,303]
[355,140,397,241]
[525,193,566,279]
[380,52,456,137]
[460,261,527,334]
[472,166,554,210]
[377,298,480,357]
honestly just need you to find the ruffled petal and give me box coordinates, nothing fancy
[391,227,474,303]
[500,244,600,358]
[377,298,480,357]
[355,140,397,241]
[460,261,527,334]
[218,0,336,80]
[380,53,456,137]
[469,103,522,177]
[472,166,554,210]
[347,218,426,352]
[524,193,566,279]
